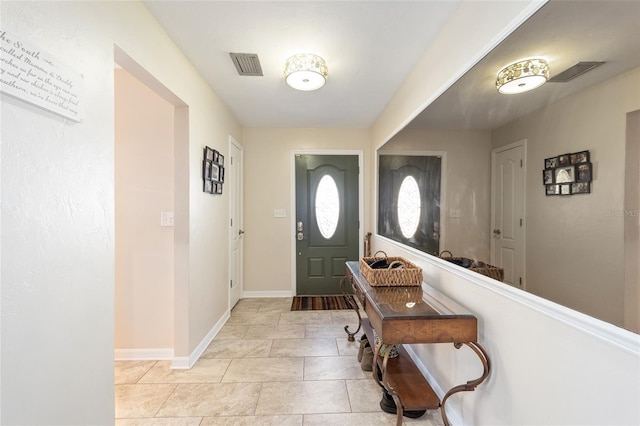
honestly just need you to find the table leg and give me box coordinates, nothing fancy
[340,275,362,342]
[440,341,491,426]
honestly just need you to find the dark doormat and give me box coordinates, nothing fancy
[291,295,354,311]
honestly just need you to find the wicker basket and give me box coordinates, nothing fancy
[471,265,504,281]
[360,250,422,287]
[439,251,504,282]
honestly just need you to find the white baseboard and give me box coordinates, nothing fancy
[242,290,292,298]
[171,310,231,370]
[404,345,463,425]
[114,348,173,361]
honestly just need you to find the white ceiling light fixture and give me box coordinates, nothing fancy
[496,58,550,94]
[284,53,328,91]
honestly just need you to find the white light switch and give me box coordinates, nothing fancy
[161,211,175,227]
[273,209,286,218]
[449,209,462,218]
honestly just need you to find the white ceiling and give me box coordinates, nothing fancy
[408,0,640,130]
[142,1,462,128]
[143,1,639,132]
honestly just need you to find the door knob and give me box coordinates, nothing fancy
[493,229,501,236]
[238,229,245,235]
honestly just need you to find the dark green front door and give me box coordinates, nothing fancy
[295,155,359,295]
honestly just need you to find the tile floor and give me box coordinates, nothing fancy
[115,297,445,425]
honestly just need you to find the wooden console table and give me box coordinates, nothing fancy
[341,261,491,426]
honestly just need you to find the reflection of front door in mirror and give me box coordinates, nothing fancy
[492,141,525,288]
[378,154,442,256]
[295,155,359,295]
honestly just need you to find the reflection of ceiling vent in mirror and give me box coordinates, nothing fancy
[548,61,604,83]
[229,53,263,76]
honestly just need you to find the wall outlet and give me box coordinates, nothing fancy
[273,208,286,218]
[160,211,175,227]
[449,209,462,218]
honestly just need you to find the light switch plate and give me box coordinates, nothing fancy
[273,209,286,218]
[449,209,462,218]
[161,211,175,227]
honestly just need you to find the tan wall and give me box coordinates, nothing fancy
[380,128,493,261]
[242,128,370,294]
[492,67,640,327]
[625,109,640,332]
[115,68,174,352]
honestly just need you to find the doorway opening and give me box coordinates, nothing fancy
[113,46,190,365]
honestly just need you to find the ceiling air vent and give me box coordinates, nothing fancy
[548,61,604,83]
[229,53,263,76]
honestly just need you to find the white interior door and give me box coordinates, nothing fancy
[491,141,526,288]
[229,137,244,309]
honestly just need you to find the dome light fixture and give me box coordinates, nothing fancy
[284,53,328,91]
[496,58,550,94]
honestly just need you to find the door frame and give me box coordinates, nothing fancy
[290,150,364,296]
[491,139,527,288]
[228,135,244,309]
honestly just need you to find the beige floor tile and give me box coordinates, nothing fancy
[302,412,389,425]
[115,361,157,384]
[279,311,334,325]
[115,384,177,418]
[233,298,267,308]
[201,414,303,425]
[137,359,230,384]
[255,380,350,415]
[113,302,442,425]
[345,379,384,413]
[336,337,360,356]
[214,325,249,340]
[302,412,431,425]
[419,411,446,425]
[304,356,369,380]
[231,298,289,315]
[225,312,281,326]
[258,300,294,314]
[244,324,306,339]
[115,418,203,426]
[330,310,360,325]
[201,339,273,359]
[304,323,348,339]
[156,382,261,417]
[270,338,338,357]
[222,357,303,382]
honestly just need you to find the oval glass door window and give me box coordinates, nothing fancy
[315,175,340,239]
[397,176,421,238]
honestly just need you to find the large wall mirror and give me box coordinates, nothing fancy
[378,1,640,333]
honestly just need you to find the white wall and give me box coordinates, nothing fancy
[492,67,640,328]
[1,1,240,423]
[242,128,370,295]
[114,68,174,355]
[380,128,493,261]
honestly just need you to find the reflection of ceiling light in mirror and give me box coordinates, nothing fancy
[496,58,549,94]
[284,53,328,91]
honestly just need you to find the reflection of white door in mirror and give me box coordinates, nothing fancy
[229,137,244,309]
[491,141,525,288]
